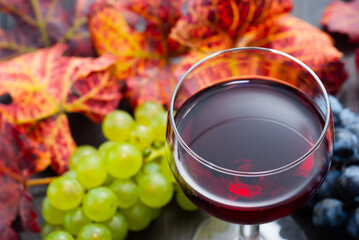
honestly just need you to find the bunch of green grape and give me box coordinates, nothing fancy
[41,102,198,240]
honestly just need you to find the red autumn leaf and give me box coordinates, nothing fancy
[89,0,294,106]
[89,2,184,106]
[0,0,96,59]
[0,44,120,173]
[0,44,119,123]
[126,63,179,107]
[171,0,292,51]
[321,0,359,44]
[90,0,347,107]
[0,115,50,240]
[19,114,76,175]
[89,2,157,80]
[234,14,347,94]
[119,0,188,56]
[171,1,347,94]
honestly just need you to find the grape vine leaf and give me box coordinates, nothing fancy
[120,0,188,56]
[0,115,50,240]
[19,114,77,175]
[89,0,347,107]
[171,3,347,94]
[321,0,359,44]
[234,14,347,94]
[0,44,120,173]
[0,0,96,60]
[171,0,292,51]
[89,1,187,106]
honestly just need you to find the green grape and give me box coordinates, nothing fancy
[134,101,165,125]
[176,188,198,211]
[82,187,118,222]
[98,141,116,157]
[63,170,76,179]
[102,174,115,186]
[109,179,138,208]
[160,156,176,182]
[41,197,66,225]
[138,172,174,208]
[150,110,167,141]
[47,176,84,210]
[130,124,155,149]
[103,212,128,240]
[102,110,135,142]
[45,230,74,240]
[144,162,161,174]
[69,145,98,170]
[76,154,107,189]
[77,224,112,240]
[134,162,161,183]
[41,223,63,239]
[122,201,152,231]
[63,207,91,236]
[104,142,142,179]
[134,171,144,183]
[150,207,162,220]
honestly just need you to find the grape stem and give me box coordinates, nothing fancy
[25,177,56,188]
[146,147,166,162]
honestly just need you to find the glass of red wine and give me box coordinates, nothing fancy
[166,47,334,240]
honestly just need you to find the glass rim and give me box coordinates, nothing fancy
[169,47,332,177]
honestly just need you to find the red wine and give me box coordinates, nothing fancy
[171,78,331,224]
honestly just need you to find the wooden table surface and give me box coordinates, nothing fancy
[17,0,359,239]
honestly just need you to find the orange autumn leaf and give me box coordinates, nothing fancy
[125,50,211,107]
[89,0,347,107]
[0,44,119,124]
[19,114,76,175]
[321,0,359,44]
[120,0,188,56]
[0,44,120,173]
[171,0,292,51]
[89,2,188,106]
[89,0,292,106]
[89,2,159,80]
[171,1,347,94]
[126,63,179,107]
[235,14,347,93]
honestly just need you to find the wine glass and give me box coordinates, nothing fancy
[166,47,334,240]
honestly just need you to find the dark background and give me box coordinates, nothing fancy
[9,0,359,239]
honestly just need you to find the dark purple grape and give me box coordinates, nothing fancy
[348,119,359,152]
[347,209,359,239]
[340,109,357,127]
[329,95,343,114]
[312,198,347,227]
[355,208,359,228]
[348,119,359,139]
[316,170,341,199]
[305,97,359,237]
[338,166,359,203]
[348,120,359,163]
[333,128,358,163]
[329,95,343,127]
